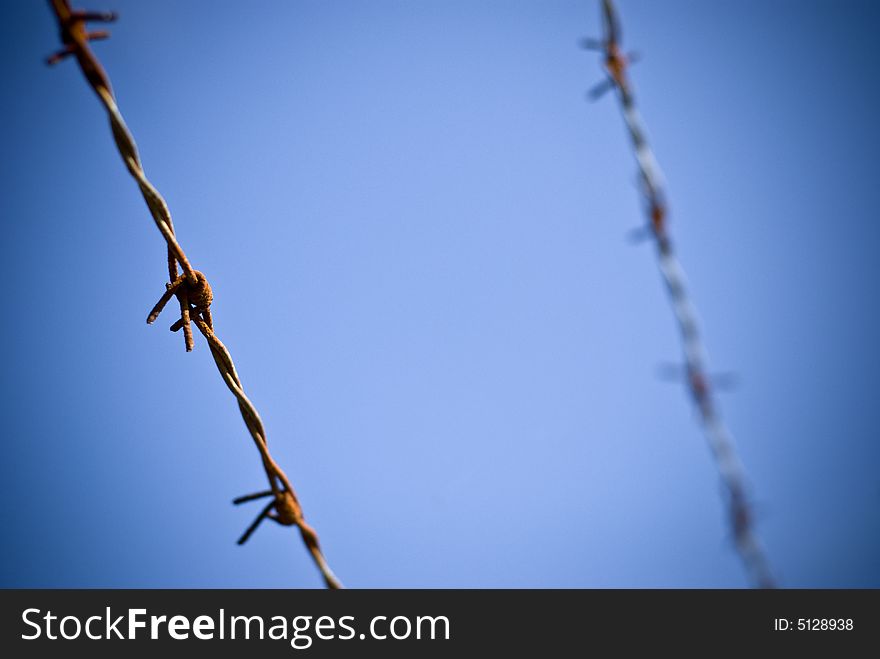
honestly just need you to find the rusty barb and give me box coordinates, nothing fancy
[581,0,631,97]
[46,0,115,90]
[46,0,342,589]
[585,0,775,588]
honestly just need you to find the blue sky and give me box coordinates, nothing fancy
[1,0,878,587]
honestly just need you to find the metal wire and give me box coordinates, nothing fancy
[46,0,775,590]
[587,0,775,588]
[46,0,342,589]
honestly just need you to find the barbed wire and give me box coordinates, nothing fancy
[584,0,775,588]
[45,0,776,589]
[46,0,342,589]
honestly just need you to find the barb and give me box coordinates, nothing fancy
[586,0,775,588]
[46,0,342,589]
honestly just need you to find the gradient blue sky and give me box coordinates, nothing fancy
[1,0,878,588]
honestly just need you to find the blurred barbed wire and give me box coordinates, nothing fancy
[584,0,775,587]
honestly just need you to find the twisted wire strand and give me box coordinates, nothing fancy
[590,0,775,588]
[47,0,341,589]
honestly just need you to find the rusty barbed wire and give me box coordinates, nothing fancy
[46,0,342,589]
[584,0,775,588]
